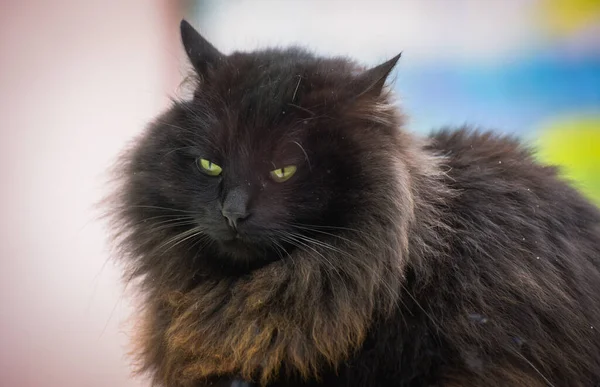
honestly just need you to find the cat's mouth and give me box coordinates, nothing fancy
[205,224,284,264]
[222,235,247,244]
[214,231,283,264]
[219,237,263,260]
[220,229,250,243]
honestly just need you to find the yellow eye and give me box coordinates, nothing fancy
[270,165,297,183]
[198,158,222,176]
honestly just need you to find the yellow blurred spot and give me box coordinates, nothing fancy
[535,116,600,207]
[539,0,600,35]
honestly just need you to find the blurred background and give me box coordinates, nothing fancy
[0,1,598,386]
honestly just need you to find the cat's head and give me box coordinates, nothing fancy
[116,20,406,277]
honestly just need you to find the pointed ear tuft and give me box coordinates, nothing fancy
[180,19,225,76]
[355,53,402,97]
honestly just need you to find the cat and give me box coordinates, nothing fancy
[107,19,600,387]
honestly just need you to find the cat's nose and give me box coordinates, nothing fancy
[221,187,250,229]
[221,208,249,229]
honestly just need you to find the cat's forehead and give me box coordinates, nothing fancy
[207,53,355,131]
[219,51,360,102]
[220,109,308,167]
[201,54,341,149]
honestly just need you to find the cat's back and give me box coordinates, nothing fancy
[428,127,600,233]
[426,126,600,272]
[421,127,600,385]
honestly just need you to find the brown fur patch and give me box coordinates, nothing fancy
[152,262,372,385]
[144,255,394,386]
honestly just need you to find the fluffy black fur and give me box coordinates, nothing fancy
[108,20,600,387]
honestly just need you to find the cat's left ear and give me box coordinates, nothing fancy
[180,19,226,76]
[354,53,402,97]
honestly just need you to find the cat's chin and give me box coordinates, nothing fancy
[217,238,272,265]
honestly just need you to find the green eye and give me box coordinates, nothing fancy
[270,165,297,183]
[198,158,222,176]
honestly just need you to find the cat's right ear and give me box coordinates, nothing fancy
[180,19,225,76]
[353,53,402,98]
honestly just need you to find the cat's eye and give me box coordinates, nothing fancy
[198,158,222,176]
[270,165,297,183]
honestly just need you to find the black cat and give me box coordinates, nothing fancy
[107,20,600,386]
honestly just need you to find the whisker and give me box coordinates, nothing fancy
[290,226,369,252]
[127,205,199,214]
[279,233,344,283]
[268,237,287,263]
[287,103,315,117]
[282,228,400,303]
[399,282,444,336]
[513,350,556,387]
[272,237,296,268]
[291,141,311,171]
[140,220,199,235]
[162,146,196,158]
[154,226,204,254]
[186,235,213,268]
[289,234,347,258]
[153,119,199,136]
[291,75,303,103]
[164,228,202,253]
[161,230,205,255]
[130,214,195,227]
[288,222,368,236]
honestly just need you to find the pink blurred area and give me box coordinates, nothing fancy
[0,2,183,386]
